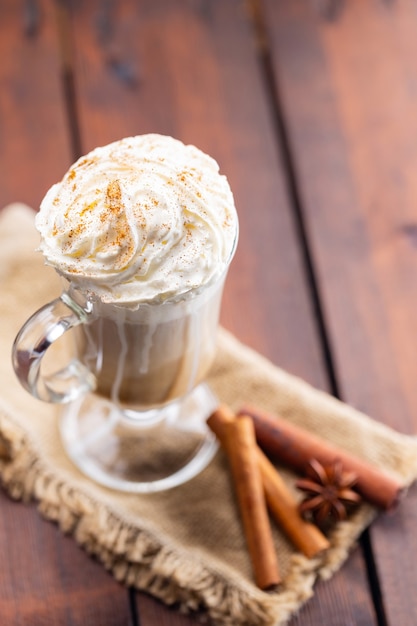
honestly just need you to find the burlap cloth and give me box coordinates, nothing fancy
[1,203,417,625]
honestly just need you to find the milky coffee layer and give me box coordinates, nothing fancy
[36,134,238,306]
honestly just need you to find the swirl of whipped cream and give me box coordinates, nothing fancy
[35,134,238,305]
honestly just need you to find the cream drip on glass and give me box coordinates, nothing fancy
[35,134,238,307]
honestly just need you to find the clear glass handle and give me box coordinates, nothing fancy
[12,293,96,403]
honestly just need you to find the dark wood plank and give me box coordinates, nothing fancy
[0,491,132,626]
[67,1,376,624]
[137,594,197,626]
[292,546,378,626]
[0,0,70,208]
[0,1,131,624]
[261,0,417,623]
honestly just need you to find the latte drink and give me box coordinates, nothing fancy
[35,134,238,411]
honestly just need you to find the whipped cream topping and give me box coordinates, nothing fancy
[35,134,238,305]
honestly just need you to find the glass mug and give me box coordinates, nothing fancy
[12,238,237,492]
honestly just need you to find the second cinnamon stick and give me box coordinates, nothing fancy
[240,405,403,511]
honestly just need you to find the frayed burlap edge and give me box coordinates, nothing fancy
[0,407,401,626]
[0,409,279,625]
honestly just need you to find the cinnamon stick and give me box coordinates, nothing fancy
[217,411,281,589]
[240,405,403,511]
[208,406,329,559]
[257,452,330,558]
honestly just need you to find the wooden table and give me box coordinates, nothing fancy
[2,1,417,624]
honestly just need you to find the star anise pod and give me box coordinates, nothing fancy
[296,458,361,527]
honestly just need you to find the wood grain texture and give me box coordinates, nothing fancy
[136,593,198,626]
[0,2,132,624]
[0,491,132,625]
[0,0,70,209]
[262,0,417,623]
[292,546,377,626]
[66,0,376,624]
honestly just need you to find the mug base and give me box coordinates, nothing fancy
[59,383,219,493]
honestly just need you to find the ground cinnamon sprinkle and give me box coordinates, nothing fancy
[106,180,123,212]
[79,200,98,217]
